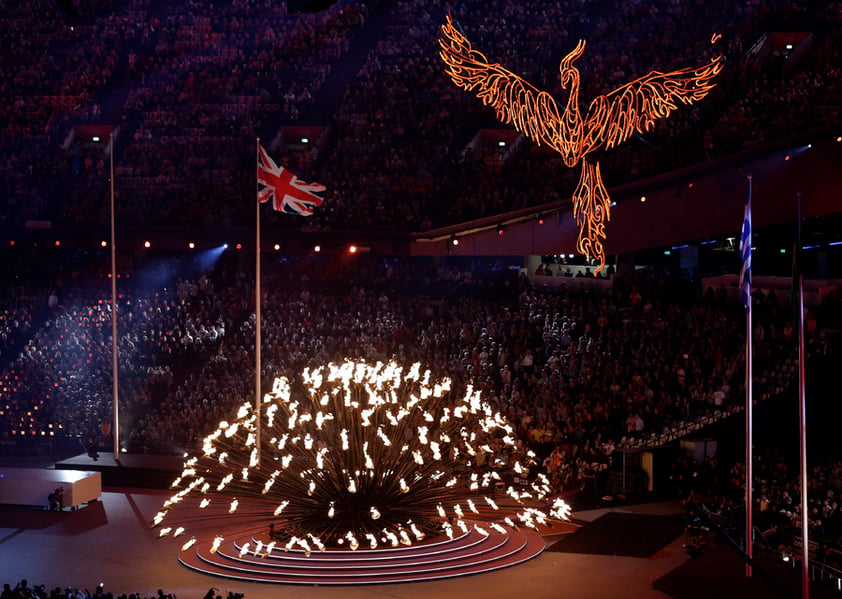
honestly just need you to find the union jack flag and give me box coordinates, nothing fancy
[257,144,325,216]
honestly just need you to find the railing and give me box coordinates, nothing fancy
[620,377,794,451]
[618,404,742,450]
[739,536,842,593]
[785,556,842,593]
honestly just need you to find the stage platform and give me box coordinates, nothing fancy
[0,467,101,509]
[55,453,184,489]
[178,524,548,584]
[0,493,691,599]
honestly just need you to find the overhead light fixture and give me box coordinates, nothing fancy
[496,225,505,236]
[450,234,459,246]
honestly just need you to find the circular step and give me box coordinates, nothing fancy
[178,524,546,584]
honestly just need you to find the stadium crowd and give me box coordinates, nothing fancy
[673,446,842,570]
[1,0,840,230]
[0,580,243,599]
[0,255,240,444]
[1,0,840,589]
[0,301,34,362]
[0,251,810,499]
[746,452,842,568]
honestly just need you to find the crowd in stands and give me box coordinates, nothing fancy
[746,452,842,568]
[0,254,244,446]
[64,0,368,228]
[0,250,811,500]
[0,301,34,361]
[0,581,242,599]
[674,447,842,571]
[1,0,841,230]
[669,310,842,566]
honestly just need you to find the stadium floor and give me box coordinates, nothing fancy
[0,487,694,599]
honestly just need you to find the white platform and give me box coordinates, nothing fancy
[0,467,102,508]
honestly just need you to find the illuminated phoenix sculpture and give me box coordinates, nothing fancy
[439,15,723,273]
[153,360,570,555]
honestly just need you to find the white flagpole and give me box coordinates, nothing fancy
[110,131,120,461]
[796,193,809,598]
[744,176,753,577]
[255,138,262,466]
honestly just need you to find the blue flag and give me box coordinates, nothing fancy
[739,178,752,314]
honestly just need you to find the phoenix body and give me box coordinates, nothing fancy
[439,15,723,273]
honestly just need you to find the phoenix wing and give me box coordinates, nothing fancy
[438,15,565,154]
[583,56,724,153]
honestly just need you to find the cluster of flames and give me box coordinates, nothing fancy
[152,360,570,555]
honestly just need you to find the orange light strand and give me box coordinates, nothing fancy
[439,15,723,273]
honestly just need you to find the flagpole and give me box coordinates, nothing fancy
[110,131,120,462]
[255,138,262,466]
[796,192,809,598]
[744,175,753,577]
[252,146,324,469]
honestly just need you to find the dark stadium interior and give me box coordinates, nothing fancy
[1,0,841,597]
